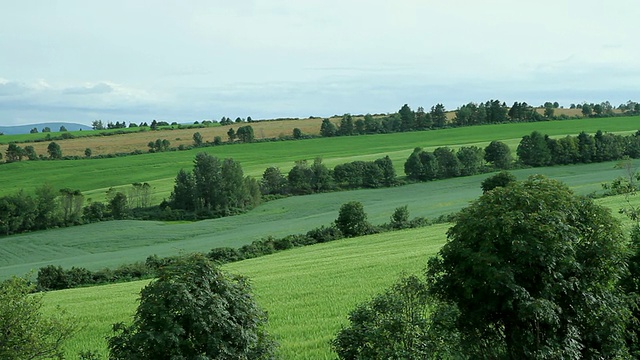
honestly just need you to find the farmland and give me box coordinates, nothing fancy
[1,115,639,203]
[42,191,640,359]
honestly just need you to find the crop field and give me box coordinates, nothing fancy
[41,224,449,359]
[1,115,638,202]
[42,190,640,359]
[1,159,637,280]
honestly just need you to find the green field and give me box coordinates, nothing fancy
[42,190,640,359]
[1,116,638,202]
[2,159,637,280]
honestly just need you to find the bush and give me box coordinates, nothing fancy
[108,255,277,359]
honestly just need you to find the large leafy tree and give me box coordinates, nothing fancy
[0,276,77,360]
[516,131,552,166]
[427,176,631,359]
[108,255,276,360]
[484,140,512,169]
[335,201,372,237]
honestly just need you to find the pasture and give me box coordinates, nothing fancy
[1,115,638,203]
[42,190,640,359]
[1,159,637,280]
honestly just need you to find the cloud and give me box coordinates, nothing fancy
[63,82,114,95]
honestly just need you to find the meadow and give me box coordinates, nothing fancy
[1,159,637,280]
[1,115,638,202]
[42,190,640,360]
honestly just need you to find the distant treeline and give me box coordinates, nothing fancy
[319,100,640,137]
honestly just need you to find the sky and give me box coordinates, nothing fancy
[1,0,639,126]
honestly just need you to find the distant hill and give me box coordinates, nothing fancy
[0,122,92,135]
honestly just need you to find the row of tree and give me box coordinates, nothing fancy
[517,130,640,167]
[320,100,640,138]
[0,183,150,236]
[3,142,62,162]
[169,153,261,216]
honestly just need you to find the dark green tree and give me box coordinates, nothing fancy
[192,132,203,146]
[456,146,485,176]
[292,128,303,139]
[0,276,77,360]
[108,255,276,360]
[338,114,354,136]
[288,160,314,195]
[577,131,596,163]
[310,158,333,192]
[430,104,447,128]
[30,127,38,134]
[516,131,552,166]
[227,128,236,142]
[332,275,448,359]
[170,169,196,211]
[47,142,62,159]
[484,140,512,169]
[480,171,517,193]
[399,104,416,131]
[374,156,396,187]
[320,118,338,137]
[84,147,92,158]
[35,184,59,229]
[404,148,425,181]
[335,201,371,238]
[433,147,461,179]
[427,176,631,358]
[389,205,410,229]
[236,125,255,143]
[260,167,288,195]
[108,192,128,220]
[23,145,37,160]
[5,143,24,162]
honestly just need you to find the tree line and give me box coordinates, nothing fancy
[320,100,640,138]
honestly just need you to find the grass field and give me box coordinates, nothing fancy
[42,190,640,359]
[1,116,638,203]
[2,159,637,280]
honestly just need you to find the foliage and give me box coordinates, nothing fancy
[0,276,77,360]
[427,176,631,358]
[332,275,455,359]
[481,171,517,193]
[47,141,62,159]
[335,201,373,238]
[108,255,277,360]
[484,140,512,169]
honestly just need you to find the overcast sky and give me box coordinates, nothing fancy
[1,0,639,126]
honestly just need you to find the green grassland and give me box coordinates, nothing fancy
[1,116,638,202]
[2,159,637,280]
[43,191,640,359]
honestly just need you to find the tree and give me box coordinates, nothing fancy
[59,125,67,132]
[516,131,552,166]
[427,176,631,358]
[84,147,92,158]
[582,103,593,117]
[484,140,513,169]
[430,104,447,128]
[543,103,555,118]
[389,205,410,229]
[108,191,128,219]
[47,142,62,159]
[332,275,442,359]
[433,147,461,179]
[398,104,416,131]
[456,146,484,176]
[42,127,51,133]
[404,148,425,181]
[192,132,203,146]
[292,127,303,139]
[0,276,77,360]
[480,171,516,193]
[260,167,288,195]
[338,114,354,136]
[92,120,105,130]
[236,125,255,143]
[335,201,371,237]
[227,127,236,142]
[374,155,396,187]
[30,127,38,133]
[320,118,338,137]
[24,145,37,160]
[288,160,314,195]
[5,143,24,162]
[310,157,333,192]
[108,255,276,360]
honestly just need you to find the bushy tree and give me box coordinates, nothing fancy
[260,167,288,195]
[335,201,372,237]
[192,131,203,146]
[47,142,62,159]
[236,125,255,143]
[456,146,484,176]
[480,171,516,193]
[108,255,276,359]
[333,275,450,359]
[427,176,631,358]
[320,118,337,137]
[484,140,512,169]
[516,131,552,166]
[0,276,77,360]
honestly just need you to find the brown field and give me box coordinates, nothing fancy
[2,118,332,158]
